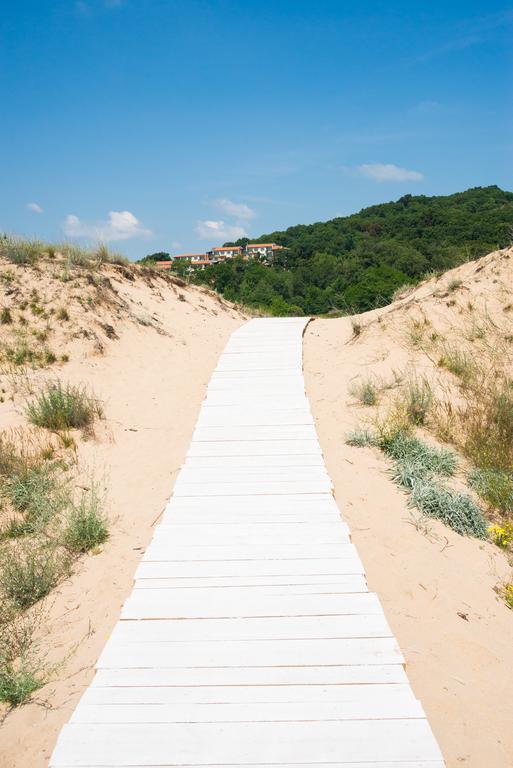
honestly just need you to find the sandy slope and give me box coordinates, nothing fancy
[0,262,244,766]
[304,248,513,767]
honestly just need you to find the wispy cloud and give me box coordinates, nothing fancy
[196,220,248,242]
[26,202,43,214]
[357,163,424,182]
[416,10,513,62]
[214,198,256,220]
[63,210,152,242]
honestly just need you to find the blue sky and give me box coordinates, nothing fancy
[1,0,512,260]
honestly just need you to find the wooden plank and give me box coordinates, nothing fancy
[121,591,383,620]
[133,574,365,588]
[186,439,321,456]
[163,493,339,513]
[52,762,445,768]
[97,637,403,669]
[173,480,333,497]
[50,720,444,765]
[132,577,366,593]
[141,541,356,561]
[191,425,318,441]
[150,523,349,546]
[177,467,329,482]
[71,698,425,723]
[135,556,364,579]
[81,682,415,705]
[196,408,314,426]
[110,614,391,643]
[183,454,325,467]
[91,664,409,688]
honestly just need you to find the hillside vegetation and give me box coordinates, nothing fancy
[194,186,513,315]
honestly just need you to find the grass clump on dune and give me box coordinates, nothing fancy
[25,381,103,431]
[0,541,70,609]
[346,424,487,538]
[63,481,108,554]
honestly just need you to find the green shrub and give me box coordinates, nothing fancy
[468,468,513,516]
[56,307,69,321]
[63,483,108,553]
[409,481,488,538]
[2,463,66,535]
[0,658,45,707]
[380,432,457,477]
[25,381,103,430]
[0,543,70,609]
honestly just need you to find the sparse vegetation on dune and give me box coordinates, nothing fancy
[0,406,108,707]
[344,245,513,605]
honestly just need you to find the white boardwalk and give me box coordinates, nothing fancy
[49,317,446,768]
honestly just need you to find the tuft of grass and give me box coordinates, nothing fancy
[447,278,462,292]
[468,468,513,516]
[25,381,103,431]
[0,542,70,609]
[401,377,432,426]
[349,378,378,406]
[380,432,457,477]
[345,429,377,448]
[2,463,66,536]
[63,482,108,554]
[1,307,12,324]
[503,584,513,610]
[409,481,487,538]
[438,346,475,381]
[350,319,362,338]
[56,307,69,321]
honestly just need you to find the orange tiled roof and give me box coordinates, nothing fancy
[246,243,282,248]
[211,246,242,252]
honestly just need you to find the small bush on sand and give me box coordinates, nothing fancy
[56,307,69,321]
[2,463,67,536]
[0,542,70,609]
[63,482,108,553]
[25,381,103,431]
[503,584,513,609]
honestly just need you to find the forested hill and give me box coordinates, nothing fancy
[193,186,513,315]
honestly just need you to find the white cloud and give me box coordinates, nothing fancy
[357,163,424,182]
[214,198,256,220]
[196,219,248,242]
[63,210,152,242]
[27,202,43,214]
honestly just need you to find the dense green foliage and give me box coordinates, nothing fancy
[193,186,513,315]
[138,251,170,264]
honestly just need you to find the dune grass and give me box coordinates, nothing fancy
[25,380,103,431]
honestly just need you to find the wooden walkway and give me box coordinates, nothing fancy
[49,317,445,768]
